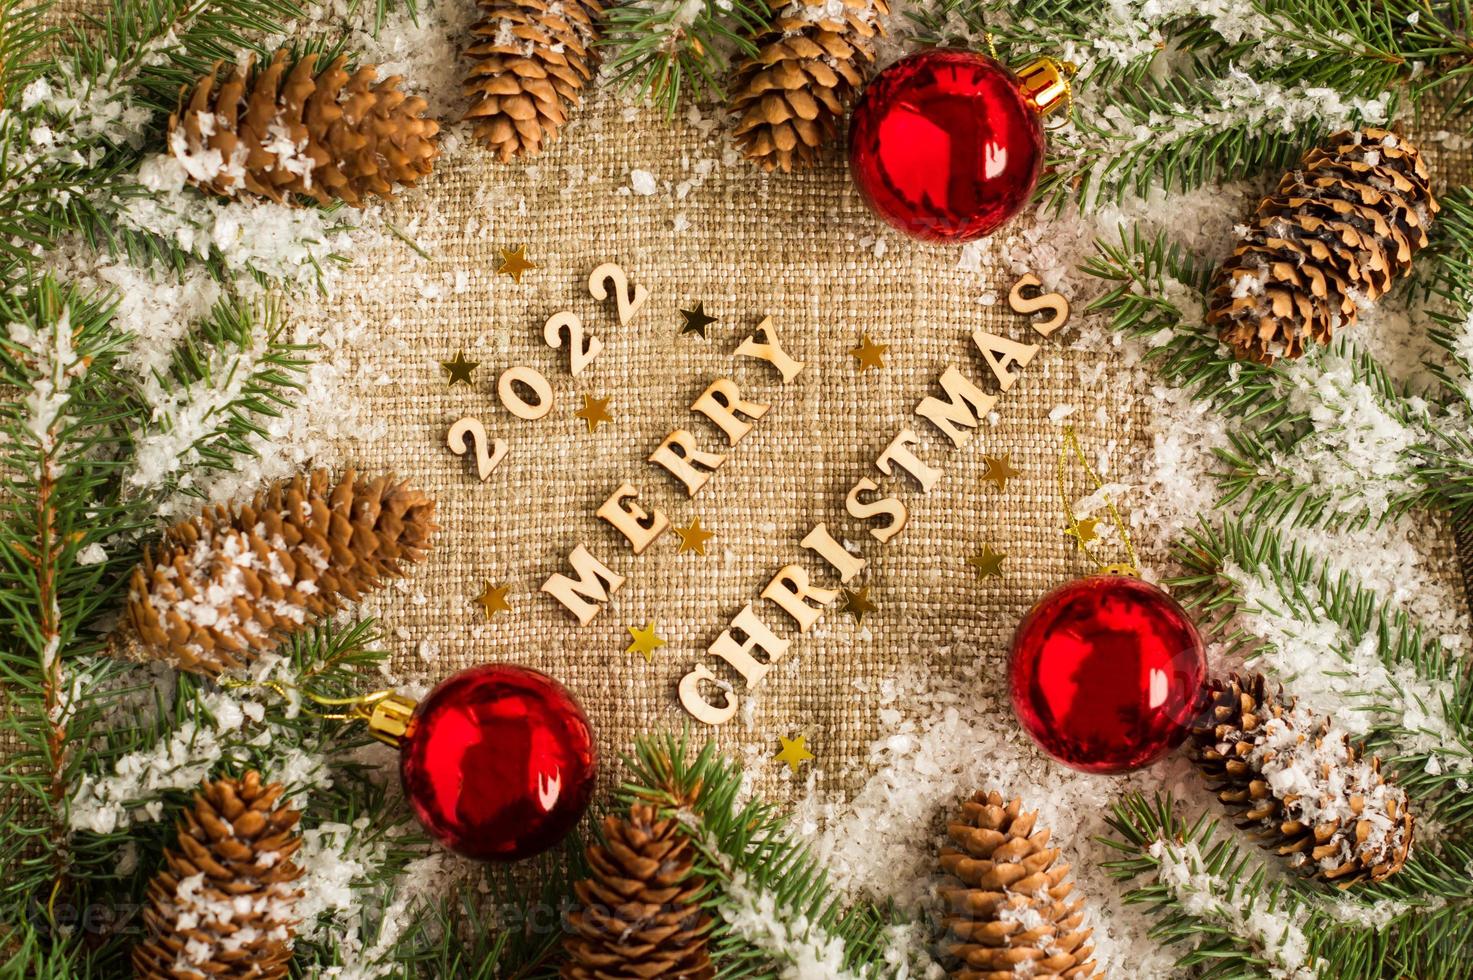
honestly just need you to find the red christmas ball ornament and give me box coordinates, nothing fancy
[1008,575,1207,774]
[848,49,1071,242]
[369,663,597,861]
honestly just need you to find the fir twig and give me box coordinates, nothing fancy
[622,733,917,977]
[601,0,766,114]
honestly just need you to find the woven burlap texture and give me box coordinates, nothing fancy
[298,106,1123,799]
[303,103,1473,802]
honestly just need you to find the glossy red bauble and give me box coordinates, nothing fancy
[1008,576,1207,774]
[399,663,597,861]
[848,49,1045,243]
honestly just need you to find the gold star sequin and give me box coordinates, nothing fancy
[574,394,613,433]
[966,546,1006,580]
[673,517,715,555]
[441,351,478,386]
[1066,517,1101,549]
[679,301,717,338]
[840,586,876,625]
[981,453,1020,491]
[474,582,510,619]
[849,333,888,371]
[496,244,537,283]
[625,621,667,663]
[774,734,815,774]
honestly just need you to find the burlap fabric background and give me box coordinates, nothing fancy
[301,100,1144,799]
[11,0,1473,821]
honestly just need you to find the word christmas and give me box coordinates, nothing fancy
[674,274,1070,724]
[441,264,1068,726]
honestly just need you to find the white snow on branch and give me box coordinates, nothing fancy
[122,154,359,290]
[10,304,85,479]
[1149,837,1322,979]
[1221,559,1472,775]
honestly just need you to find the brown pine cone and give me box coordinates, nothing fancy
[937,791,1096,980]
[463,0,603,161]
[1187,672,1414,887]
[132,772,303,980]
[121,468,436,675]
[170,48,440,207]
[563,803,714,979]
[1209,128,1438,363]
[727,0,891,173]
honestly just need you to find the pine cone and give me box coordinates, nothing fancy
[727,0,891,173]
[170,48,440,207]
[1186,672,1414,887]
[463,0,603,161]
[1209,128,1438,363]
[122,469,436,675]
[936,791,1096,980]
[132,771,303,980]
[563,803,714,979]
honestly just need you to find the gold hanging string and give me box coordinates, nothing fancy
[1057,424,1139,576]
[220,676,397,723]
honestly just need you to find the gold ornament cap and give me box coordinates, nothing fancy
[1016,57,1074,117]
[362,692,418,747]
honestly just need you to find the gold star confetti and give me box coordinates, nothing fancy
[496,244,537,283]
[774,734,815,774]
[1066,517,1101,548]
[474,582,510,620]
[849,333,888,371]
[840,586,876,624]
[966,546,1006,580]
[673,517,715,555]
[679,301,717,338]
[574,394,613,433]
[981,453,1020,491]
[625,621,667,663]
[441,351,478,386]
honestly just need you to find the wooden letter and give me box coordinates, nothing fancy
[649,430,727,496]
[876,429,942,492]
[971,329,1039,392]
[692,377,770,445]
[544,311,603,375]
[596,482,669,555]
[540,545,625,625]
[497,365,554,420]
[1008,274,1071,337]
[446,417,508,480]
[588,263,649,325]
[708,603,791,687]
[914,366,997,449]
[761,563,838,633]
[735,316,805,383]
[800,523,866,583]
[678,664,738,726]
[845,478,908,544]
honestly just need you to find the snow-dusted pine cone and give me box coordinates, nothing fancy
[936,791,1097,979]
[1187,672,1414,886]
[463,0,603,161]
[563,803,714,979]
[121,468,435,675]
[170,48,440,207]
[727,0,891,173]
[1209,128,1438,363]
[132,772,302,980]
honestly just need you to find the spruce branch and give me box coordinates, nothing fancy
[622,733,917,978]
[124,296,312,500]
[1172,518,1473,825]
[1102,793,1327,980]
[601,0,765,114]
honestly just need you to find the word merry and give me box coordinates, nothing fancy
[677,276,1070,724]
[540,316,804,621]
